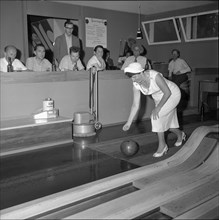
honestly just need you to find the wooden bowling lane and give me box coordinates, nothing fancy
[31,184,138,219]
[133,140,219,189]
[64,138,219,219]
[81,121,218,167]
[1,125,218,219]
[160,180,219,218]
[0,143,139,210]
[62,134,219,219]
[68,165,219,219]
[130,136,217,186]
[174,196,219,219]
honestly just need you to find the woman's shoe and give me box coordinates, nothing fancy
[153,145,168,158]
[175,131,186,147]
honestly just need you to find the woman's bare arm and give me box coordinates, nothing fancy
[152,73,171,119]
[123,85,141,130]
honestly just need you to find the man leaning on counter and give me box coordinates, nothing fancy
[0,45,27,72]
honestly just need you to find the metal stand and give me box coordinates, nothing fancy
[72,68,102,137]
[89,67,102,130]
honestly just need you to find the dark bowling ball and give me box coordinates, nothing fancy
[120,140,139,157]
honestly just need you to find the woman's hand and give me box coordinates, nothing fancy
[123,122,131,131]
[151,107,161,120]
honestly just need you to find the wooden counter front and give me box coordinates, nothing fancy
[0,116,73,156]
[0,70,154,126]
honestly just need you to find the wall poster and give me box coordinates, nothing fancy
[85,17,107,48]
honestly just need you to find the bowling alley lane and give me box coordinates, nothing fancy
[0,142,139,210]
[1,112,218,211]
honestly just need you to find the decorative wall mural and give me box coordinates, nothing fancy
[27,15,78,62]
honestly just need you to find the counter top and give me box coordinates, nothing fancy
[0,70,127,84]
[0,116,72,131]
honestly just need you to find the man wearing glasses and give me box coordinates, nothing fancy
[53,20,81,64]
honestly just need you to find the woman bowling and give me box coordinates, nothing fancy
[123,62,186,157]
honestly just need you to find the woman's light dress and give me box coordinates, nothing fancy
[133,70,181,132]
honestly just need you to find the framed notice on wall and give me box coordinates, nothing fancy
[85,17,107,48]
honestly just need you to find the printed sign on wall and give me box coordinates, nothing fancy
[85,17,107,48]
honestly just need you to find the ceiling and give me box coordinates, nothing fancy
[54,1,215,15]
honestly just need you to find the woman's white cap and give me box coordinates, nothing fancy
[124,62,144,73]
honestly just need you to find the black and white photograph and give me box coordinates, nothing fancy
[0,1,218,219]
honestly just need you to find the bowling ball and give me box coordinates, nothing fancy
[120,140,139,157]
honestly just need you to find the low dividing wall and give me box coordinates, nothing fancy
[0,70,154,126]
[2,68,217,125]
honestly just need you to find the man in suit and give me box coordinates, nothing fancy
[53,20,80,64]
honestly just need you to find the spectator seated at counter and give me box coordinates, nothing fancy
[59,46,84,71]
[0,45,27,72]
[121,44,152,70]
[26,44,52,72]
[103,48,117,70]
[86,45,106,71]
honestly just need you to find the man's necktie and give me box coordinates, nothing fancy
[73,64,78,71]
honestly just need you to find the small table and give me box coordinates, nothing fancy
[198,80,219,112]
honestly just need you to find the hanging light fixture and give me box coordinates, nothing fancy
[136,4,143,40]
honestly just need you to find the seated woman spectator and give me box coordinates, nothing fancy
[59,46,84,71]
[121,44,152,70]
[0,45,27,72]
[26,44,52,71]
[86,45,106,71]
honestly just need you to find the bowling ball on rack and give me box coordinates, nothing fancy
[120,139,139,157]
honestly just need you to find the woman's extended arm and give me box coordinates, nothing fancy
[123,85,141,131]
[152,73,171,120]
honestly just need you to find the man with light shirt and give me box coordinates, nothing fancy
[0,45,27,72]
[59,46,84,71]
[26,44,52,72]
[168,49,191,120]
[121,44,151,70]
[168,49,191,86]
[53,20,81,64]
